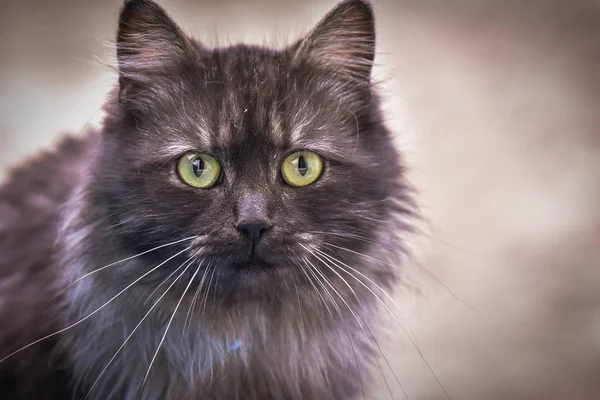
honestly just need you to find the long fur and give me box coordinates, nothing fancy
[0,1,415,399]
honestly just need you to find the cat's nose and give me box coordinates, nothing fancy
[236,220,271,246]
[235,191,271,247]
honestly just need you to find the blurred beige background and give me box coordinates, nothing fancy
[2,0,600,399]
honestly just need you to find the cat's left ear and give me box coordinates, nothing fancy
[116,0,194,96]
[293,0,376,82]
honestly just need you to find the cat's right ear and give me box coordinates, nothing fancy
[116,0,194,101]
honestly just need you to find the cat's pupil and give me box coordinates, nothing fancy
[192,158,205,177]
[297,156,308,176]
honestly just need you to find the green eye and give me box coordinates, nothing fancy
[281,151,323,187]
[177,153,221,188]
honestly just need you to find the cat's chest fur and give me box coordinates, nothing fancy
[63,260,369,400]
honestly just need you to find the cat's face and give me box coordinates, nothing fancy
[91,0,405,300]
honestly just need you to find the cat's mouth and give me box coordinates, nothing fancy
[231,254,273,270]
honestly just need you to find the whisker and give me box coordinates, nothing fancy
[315,247,421,351]
[212,268,220,305]
[360,312,407,400]
[182,260,210,337]
[302,258,365,400]
[306,257,347,320]
[317,232,473,310]
[301,257,335,318]
[83,257,195,399]
[297,258,332,327]
[314,248,416,390]
[316,247,449,400]
[201,264,217,314]
[413,227,485,258]
[300,243,361,306]
[345,329,366,400]
[146,256,200,305]
[0,245,193,364]
[292,274,305,336]
[68,236,197,287]
[301,258,340,317]
[305,251,401,400]
[313,246,412,326]
[140,262,203,392]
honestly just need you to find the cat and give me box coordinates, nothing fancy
[0,0,413,399]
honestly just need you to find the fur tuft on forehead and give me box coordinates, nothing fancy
[115,0,376,112]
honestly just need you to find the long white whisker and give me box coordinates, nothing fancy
[314,247,423,364]
[146,256,200,306]
[300,243,361,306]
[296,256,364,400]
[297,259,329,317]
[305,258,356,376]
[313,246,411,324]
[291,273,307,345]
[315,247,421,353]
[140,262,202,390]
[345,329,366,400]
[207,261,219,387]
[83,257,195,400]
[212,268,220,305]
[69,236,197,287]
[296,256,368,400]
[314,231,428,269]
[182,260,210,337]
[0,245,193,364]
[304,253,399,400]
[347,231,463,306]
[301,257,335,318]
[201,264,217,314]
[322,241,473,310]
[316,247,449,400]
[304,257,343,318]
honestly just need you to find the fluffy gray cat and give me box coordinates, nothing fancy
[0,1,413,399]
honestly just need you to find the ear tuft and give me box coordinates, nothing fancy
[117,0,191,85]
[294,0,376,82]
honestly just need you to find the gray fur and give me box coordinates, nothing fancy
[0,1,414,399]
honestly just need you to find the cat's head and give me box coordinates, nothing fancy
[90,0,410,304]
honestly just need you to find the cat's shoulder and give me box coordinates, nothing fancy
[0,130,97,347]
[0,130,98,282]
[0,132,97,207]
[0,132,94,399]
